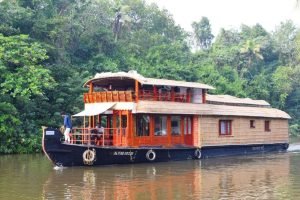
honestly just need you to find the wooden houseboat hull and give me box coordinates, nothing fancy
[43,128,288,167]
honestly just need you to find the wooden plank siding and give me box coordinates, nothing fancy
[193,116,199,147]
[198,116,289,147]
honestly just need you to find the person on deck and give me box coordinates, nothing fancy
[96,123,104,134]
[94,123,104,145]
[61,112,72,143]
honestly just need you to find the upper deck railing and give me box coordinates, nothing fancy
[139,90,191,102]
[84,91,134,103]
[83,90,192,103]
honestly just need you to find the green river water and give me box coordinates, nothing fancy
[1,145,300,200]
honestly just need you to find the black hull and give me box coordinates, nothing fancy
[201,143,289,158]
[45,145,197,166]
[43,128,289,167]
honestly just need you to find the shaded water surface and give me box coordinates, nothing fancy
[1,146,300,199]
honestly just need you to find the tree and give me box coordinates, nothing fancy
[0,34,55,98]
[192,17,214,50]
[272,66,294,108]
[194,65,246,97]
[296,33,300,64]
[0,34,55,153]
[246,73,271,101]
[144,41,194,80]
[112,3,132,42]
[239,39,264,77]
[0,0,33,36]
[273,20,298,66]
[240,24,268,40]
[210,28,241,69]
[279,66,300,125]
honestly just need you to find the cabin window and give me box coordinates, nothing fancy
[250,120,255,128]
[219,120,232,136]
[171,116,181,135]
[191,88,203,103]
[120,115,127,135]
[154,116,167,136]
[116,116,120,128]
[136,115,150,136]
[184,117,192,135]
[265,120,271,132]
[121,116,127,128]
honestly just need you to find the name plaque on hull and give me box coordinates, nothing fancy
[46,131,55,135]
[113,151,134,156]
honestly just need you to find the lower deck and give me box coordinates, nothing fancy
[71,110,289,149]
[69,127,194,148]
[71,111,196,148]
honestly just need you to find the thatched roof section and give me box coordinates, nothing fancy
[136,101,291,119]
[84,71,215,90]
[207,94,270,107]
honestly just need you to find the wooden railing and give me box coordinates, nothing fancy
[84,91,134,103]
[139,90,191,102]
[70,127,127,146]
[83,90,192,103]
[69,127,193,147]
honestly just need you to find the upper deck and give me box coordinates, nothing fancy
[83,71,214,104]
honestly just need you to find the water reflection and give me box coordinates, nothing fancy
[0,154,52,200]
[41,153,293,200]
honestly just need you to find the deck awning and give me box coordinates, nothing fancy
[73,103,115,117]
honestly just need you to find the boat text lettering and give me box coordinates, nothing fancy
[252,146,264,151]
[113,151,134,156]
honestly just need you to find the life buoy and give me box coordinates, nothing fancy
[146,150,156,161]
[83,149,96,165]
[194,149,201,159]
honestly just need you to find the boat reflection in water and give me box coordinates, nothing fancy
[42,153,291,199]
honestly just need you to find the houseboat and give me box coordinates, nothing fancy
[42,71,290,166]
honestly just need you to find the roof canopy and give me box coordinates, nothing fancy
[73,103,115,117]
[84,71,215,90]
[73,102,136,117]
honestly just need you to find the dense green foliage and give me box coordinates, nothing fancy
[0,0,299,153]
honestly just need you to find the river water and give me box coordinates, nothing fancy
[1,145,300,200]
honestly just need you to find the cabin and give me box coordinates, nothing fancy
[71,71,290,150]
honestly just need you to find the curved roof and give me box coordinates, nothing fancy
[207,94,270,107]
[136,101,291,119]
[84,71,215,90]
